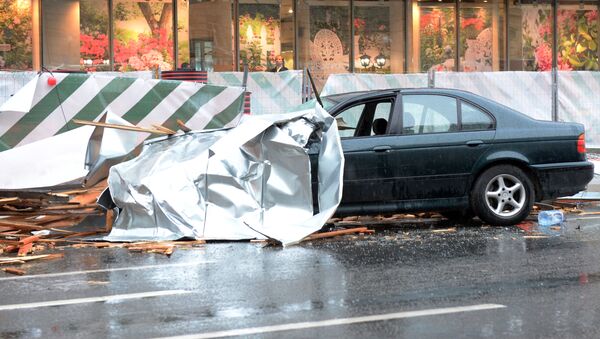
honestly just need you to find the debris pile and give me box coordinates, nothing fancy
[0,181,109,257]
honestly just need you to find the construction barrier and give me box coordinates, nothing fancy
[435,71,553,121]
[208,70,303,115]
[320,73,428,96]
[0,73,245,151]
[1,70,599,148]
[558,71,600,148]
[0,71,37,107]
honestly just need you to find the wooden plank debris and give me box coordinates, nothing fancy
[73,119,173,135]
[2,267,26,275]
[303,227,375,241]
[176,119,192,133]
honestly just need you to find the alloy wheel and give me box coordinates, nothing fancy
[484,173,526,217]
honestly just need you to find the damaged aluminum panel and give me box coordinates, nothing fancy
[104,103,344,246]
[0,112,138,190]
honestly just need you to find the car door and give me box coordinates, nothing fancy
[333,96,399,205]
[384,93,496,200]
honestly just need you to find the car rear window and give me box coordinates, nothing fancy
[461,101,494,130]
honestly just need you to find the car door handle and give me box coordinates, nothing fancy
[466,140,484,147]
[373,145,392,152]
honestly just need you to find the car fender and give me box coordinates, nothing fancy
[469,150,534,189]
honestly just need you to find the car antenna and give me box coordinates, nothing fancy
[306,68,323,107]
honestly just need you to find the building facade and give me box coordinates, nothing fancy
[0,0,598,84]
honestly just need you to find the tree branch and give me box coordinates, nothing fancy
[158,4,173,31]
[138,3,159,31]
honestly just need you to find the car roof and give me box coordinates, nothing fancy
[322,87,486,101]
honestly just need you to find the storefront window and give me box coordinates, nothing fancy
[0,0,33,70]
[409,0,456,72]
[178,0,235,71]
[556,1,599,71]
[354,0,403,74]
[43,0,109,71]
[508,0,553,71]
[297,0,351,88]
[459,0,505,72]
[79,0,110,71]
[113,0,174,71]
[42,0,81,70]
[238,0,293,71]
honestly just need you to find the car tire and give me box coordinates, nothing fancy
[470,165,534,226]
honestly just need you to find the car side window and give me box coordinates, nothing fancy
[335,100,393,138]
[370,102,392,136]
[336,104,364,138]
[461,101,494,131]
[402,95,458,134]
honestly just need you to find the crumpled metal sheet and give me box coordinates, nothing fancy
[103,103,344,246]
[0,112,138,190]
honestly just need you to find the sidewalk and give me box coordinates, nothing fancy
[587,153,600,192]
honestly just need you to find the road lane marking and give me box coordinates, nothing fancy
[157,304,506,339]
[0,261,214,282]
[0,290,191,311]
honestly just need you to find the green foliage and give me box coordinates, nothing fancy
[558,10,599,71]
[0,0,32,69]
[114,2,135,22]
[419,8,455,71]
[240,40,263,70]
[79,1,109,35]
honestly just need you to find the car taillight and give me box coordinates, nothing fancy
[577,133,586,154]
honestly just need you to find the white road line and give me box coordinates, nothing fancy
[157,303,507,339]
[0,261,213,282]
[0,290,191,311]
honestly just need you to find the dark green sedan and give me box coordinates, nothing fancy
[314,88,594,225]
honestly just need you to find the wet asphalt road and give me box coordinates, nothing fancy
[3,214,600,338]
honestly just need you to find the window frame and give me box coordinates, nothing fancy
[332,95,398,139]
[397,92,496,135]
[459,99,497,132]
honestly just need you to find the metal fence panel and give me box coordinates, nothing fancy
[320,73,429,96]
[0,71,37,106]
[435,71,553,121]
[208,70,303,115]
[558,71,600,148]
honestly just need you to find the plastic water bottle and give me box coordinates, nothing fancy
[538,210,564,227]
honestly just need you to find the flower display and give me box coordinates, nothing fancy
[525,7,598,71]
[459,8,492,72]
[239,5,280,71]
[113,28,174,71]
[419,8,455,72]
[0,0,33,70]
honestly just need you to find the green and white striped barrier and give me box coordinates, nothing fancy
[208,70,303,115]
[0,73,245,151]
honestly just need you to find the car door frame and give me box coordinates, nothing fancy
[384,90,497,203]
[329,92,403,206]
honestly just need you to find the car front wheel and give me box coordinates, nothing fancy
[470,165,534,226]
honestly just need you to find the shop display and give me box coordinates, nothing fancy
[419,7,456,72]
[309,5,350,85]
[460,7,493,72]
[239,4,281,71]
[112,0,174,71]
[0,0,32,70]
[354,6,391,73]
[523,6,598,71]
